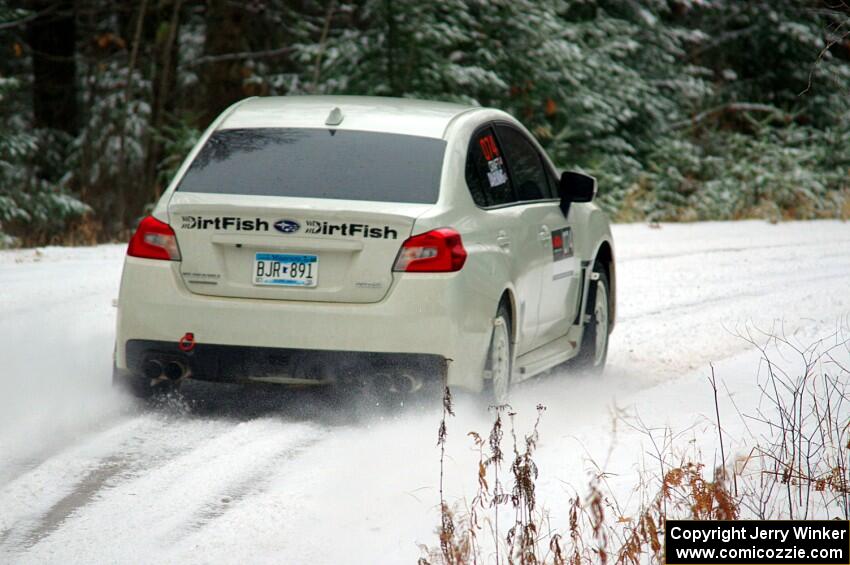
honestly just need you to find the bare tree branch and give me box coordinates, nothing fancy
[312,0,337,90]
[802,5,850,95]
[186,45,293,67]
[689,25,758,58]
[0,4,59,32]
[669,102,788,130]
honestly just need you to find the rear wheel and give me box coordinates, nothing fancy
[568,266,610,374]
[485,301,513,404]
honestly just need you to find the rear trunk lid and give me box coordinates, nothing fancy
[166,126,446,304]
[169,193,430,303]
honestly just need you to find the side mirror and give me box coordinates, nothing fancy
[558,171,597,215]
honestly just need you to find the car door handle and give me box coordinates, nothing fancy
[496,230,511,249]
[538,225,550,243]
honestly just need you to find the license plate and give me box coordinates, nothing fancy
[253,253,318,287]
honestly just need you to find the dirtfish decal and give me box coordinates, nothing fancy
[180,216,397,239]
[181,216,268,231]
[304,220,397,239]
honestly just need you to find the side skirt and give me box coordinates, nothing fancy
[513,325,583,383]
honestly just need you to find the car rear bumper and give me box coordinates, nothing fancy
[122,339,448,386]
[115,257,495,391]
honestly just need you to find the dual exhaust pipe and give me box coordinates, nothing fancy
[142,357,423,392]
[373,372,423,395]
[142,358,188,381]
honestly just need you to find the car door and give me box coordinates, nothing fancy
[494,124,578,349]
[465,126,545,356]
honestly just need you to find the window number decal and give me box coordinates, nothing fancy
[552,227,573,261]
[551,227,574,280]
[480,133,508,188]
[479,134,500,160]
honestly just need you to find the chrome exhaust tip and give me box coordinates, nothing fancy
[373,372,393,391]
[163,361,186,381]
[392,373,423,394]
[142,359,163,380]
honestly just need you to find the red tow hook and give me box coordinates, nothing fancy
[178,332,196,352]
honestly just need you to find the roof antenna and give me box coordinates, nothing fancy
[325,107,344,126]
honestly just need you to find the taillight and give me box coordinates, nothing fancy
[393,228,467,272]
[127,216,181,261]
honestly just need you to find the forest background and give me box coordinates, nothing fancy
[2,0,850,246]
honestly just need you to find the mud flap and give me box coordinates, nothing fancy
[482,316,506,379]
[574,266,599,328]
[583,271,600,324]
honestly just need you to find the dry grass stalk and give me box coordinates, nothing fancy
[422,330,849,563]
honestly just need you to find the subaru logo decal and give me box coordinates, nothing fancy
[273,219,300,234]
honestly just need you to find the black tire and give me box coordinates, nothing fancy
[484,300,513,404]
[567,265,610,374]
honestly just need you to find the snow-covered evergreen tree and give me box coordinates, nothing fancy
[0,74,89,247]
[3,0,850,244]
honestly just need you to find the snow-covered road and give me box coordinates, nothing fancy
[1,220,848,563]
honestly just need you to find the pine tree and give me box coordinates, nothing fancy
[0,6,89,247]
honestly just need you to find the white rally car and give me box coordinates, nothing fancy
[114,96,615,402]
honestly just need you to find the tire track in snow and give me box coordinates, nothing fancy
[0,414,239,558]
[15,419,327,564]
[20,456,129,549]
[175,436,322,540]
[0,417,151,549]
[0,400,133,488]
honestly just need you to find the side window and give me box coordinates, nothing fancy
[494,125,550,202]
[465,126,515,207]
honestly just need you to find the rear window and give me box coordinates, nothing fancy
[177,128,446,204]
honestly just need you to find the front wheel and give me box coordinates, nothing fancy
[485,302,513,404]
[567,267,610,374]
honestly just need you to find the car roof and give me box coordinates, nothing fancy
[218,95,480,139]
